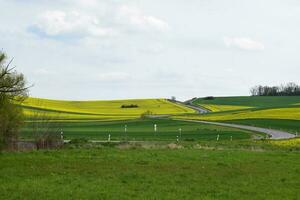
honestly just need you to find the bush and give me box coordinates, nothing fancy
[0,97,24,150]
[140,110,153,119]
[70,138,89,145]
[203,96,215,100]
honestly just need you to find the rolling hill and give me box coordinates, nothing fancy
[20,97,196,122]
[175,96,300,133]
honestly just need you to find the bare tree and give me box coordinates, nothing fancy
[0,52,29,150]
[28,101,63,149]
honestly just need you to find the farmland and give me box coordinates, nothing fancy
[175,96,300,133]
[20,97,264,141]
[7,96,300,200]
[21,97,196,122]
[19,96,300,140]
[21,118,256,141]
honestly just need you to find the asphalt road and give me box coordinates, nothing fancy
[179,119,296,140]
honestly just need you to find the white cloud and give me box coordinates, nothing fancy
[34,68,53,75]
[31,5,169,40]
[117,5,170,32]
[224,37,265,51]
[33,10,114,38]
[76,0,98,7]
[96,72,131,81]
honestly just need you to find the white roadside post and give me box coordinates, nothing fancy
[108,134,111,142]
[230,136,233,141]
[154,124,157,133]
[217,134,220,141]
[60,129,64,141]
[179,128,182,138]
[124,125,127,141]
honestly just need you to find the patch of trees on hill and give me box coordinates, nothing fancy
[203,96,215,100]
[250,82,300,96]
[121,104,139,108]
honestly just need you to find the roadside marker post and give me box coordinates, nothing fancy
[230,136,233,141]
[108,134,111,142]
[124,125,127,141]
[154,124,157,132]
[217,134,220,141]
[179,128,182,138]
[60,129,64,140]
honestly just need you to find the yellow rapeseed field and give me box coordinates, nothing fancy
[174,107,300,121]
[21,97,196,122]
[200,104,253,112]
[270,138,300,147]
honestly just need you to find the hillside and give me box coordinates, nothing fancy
[20,97,196,122]
[193,96,300,111]
[174,96,300,133]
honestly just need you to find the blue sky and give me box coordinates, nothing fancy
[1,0,300,100]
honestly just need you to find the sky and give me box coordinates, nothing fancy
[1,0,300,100]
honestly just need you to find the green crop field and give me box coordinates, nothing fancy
[194,96,300,108]
[21,118,256,141]
[1,145,299,200]
[20,97,196,122]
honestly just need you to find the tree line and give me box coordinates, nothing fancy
[250,82,300,96]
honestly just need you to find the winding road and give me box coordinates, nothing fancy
[178,119,295,140]
[174,99,296,140]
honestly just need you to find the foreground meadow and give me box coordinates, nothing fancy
[0,145,299,200]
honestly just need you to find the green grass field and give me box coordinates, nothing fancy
[1,146,299,200]
[21,119,256,141]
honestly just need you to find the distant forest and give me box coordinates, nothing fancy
[250,82,300,96]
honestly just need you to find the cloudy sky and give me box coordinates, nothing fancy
[1,0,300,100]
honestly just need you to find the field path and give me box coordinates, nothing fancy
[177,119,296,140]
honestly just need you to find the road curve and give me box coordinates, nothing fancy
[170,100,209,114]
[177,119,296,140]
[183,104,209,114]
